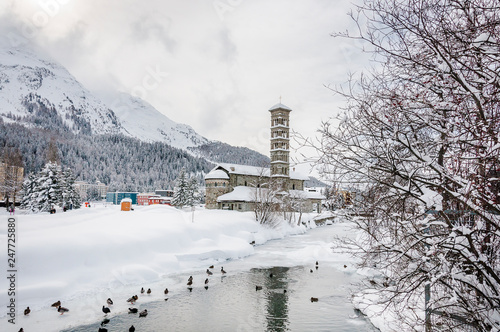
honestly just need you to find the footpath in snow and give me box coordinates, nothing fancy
[1,204,320,332]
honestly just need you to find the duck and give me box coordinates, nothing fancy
[344,264,347,268]
[129,325,136,332]
[206,268,213,276]
[127,295,138,304]
[98,328,108,332]
[140,287,145,294]
[102,305,111,315]
[209,265,214,269]
[164,288,169,295]
[106,298,113,305]
[310,297,319,302]
[24,307,30,315]
[316,261,319,266]
[310,269,313,273]
[283,289,287,293]
[256,285,263,291]
[18,329,24,332]
[128,308,138,314]
[101,318,110,326]
[187,279,193,286]
[51,300,61,308]
[147,288,151,295]
[139,309,148,317]
[205,278,209,285]
[221,267,227,275]
[269,273,273,278]
[250,240,256,245]
[57,306,69,315]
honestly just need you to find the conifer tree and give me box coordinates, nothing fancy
[21,163,81,212]
[20,173,37,212]
[186,177,199,207]
[61,168,81,209]
[172,168,189,207]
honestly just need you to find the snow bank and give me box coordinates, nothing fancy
[0,205,310,331]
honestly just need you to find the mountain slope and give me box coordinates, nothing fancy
[109,93,209,150]
[0,45,121,135]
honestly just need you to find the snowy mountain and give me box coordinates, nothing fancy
[0,45,121,135]
[0,43,270,189]
[108,92,209,150]
[0,43,218,151]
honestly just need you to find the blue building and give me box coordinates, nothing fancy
[106,192,139,205]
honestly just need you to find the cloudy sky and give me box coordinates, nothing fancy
[0,0,369,166]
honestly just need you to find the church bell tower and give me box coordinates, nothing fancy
[269,102,291,179]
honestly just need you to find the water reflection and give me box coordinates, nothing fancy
[261,267,290,331]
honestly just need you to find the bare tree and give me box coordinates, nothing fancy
[0,147,24,209]
[250,167,280,227]
[312,0,500,330]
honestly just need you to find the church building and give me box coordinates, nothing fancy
[204,103,324,212]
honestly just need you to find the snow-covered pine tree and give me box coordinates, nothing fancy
[20,173,37,212]
[186,176,199,207]
[33,162,61,212]
[172,168,189,208]
[61,167,81,209]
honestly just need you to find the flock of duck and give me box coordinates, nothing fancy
[18,261,329,331]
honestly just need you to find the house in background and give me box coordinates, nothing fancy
[205,103,324,212]
[106,192,139,205]
[155,189,174,198]
[75,180,108,200]
[137,193,155,205]
[137,193,173,206]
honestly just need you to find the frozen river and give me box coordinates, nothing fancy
[64,222,378,331]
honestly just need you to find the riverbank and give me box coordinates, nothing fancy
[1,204,321,332]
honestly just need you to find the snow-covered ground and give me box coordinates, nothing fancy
[0,204,319,332]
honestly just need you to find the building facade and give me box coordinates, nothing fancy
[74,180,108,200]
[106,192,139,205]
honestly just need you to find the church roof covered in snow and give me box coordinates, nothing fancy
[204,169,230,180]
[212,163,309,181]
[268,103,292,111]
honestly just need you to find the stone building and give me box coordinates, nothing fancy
[204,103,324,212]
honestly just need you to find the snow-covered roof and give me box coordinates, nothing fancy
[294,190,325,200]
[217,186,256,202]
[213,163,309,181]
[121,198,132,203]
[268,103,292,111]
[204,169,230,180]
[217,186,324,203]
